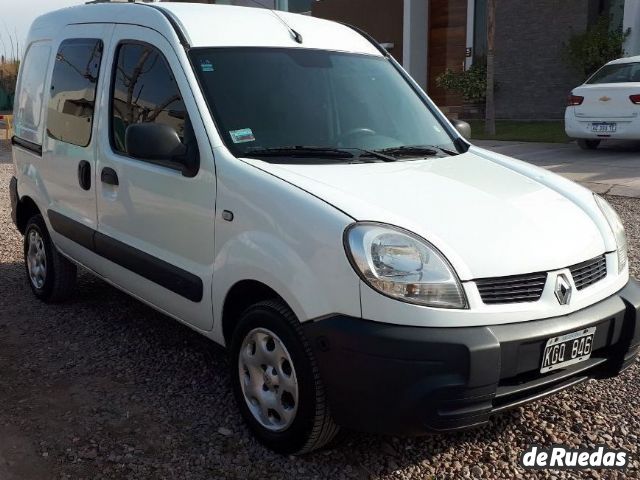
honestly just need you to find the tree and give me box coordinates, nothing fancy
[485,0,496,136]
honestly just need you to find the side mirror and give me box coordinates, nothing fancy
[449,118,471,140]
[125,123,187,160]
[125,123,199,177]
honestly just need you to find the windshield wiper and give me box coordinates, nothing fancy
[245,146,355,159]
[353,148,397,162]
[376,145,458,158]
[244,145,398,163]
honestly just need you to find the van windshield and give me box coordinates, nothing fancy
[190,48,457,161]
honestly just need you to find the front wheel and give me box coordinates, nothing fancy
[577,139,601,150]
[229,300,339,454]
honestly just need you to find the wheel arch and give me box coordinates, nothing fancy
[222,279,291,346]
[16,195,42,234]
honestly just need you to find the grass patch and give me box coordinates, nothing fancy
[468,120,569,143]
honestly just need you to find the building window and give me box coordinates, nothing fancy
[280,0,314,13]
[47,39,103,147]
[473,0,487,63]
[607,0,625,32]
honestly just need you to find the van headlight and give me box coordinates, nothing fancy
[594,194,628,273]
[344,223,467,309]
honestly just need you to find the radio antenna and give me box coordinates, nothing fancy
[245,0,303,44]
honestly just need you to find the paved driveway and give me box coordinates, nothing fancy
[475,139,640,198]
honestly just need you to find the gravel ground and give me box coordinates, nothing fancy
[0,162,639,480]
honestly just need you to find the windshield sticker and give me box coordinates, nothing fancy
[199,60,214,72]
[229,128,255,144]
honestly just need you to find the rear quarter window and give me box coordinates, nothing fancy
[47,38,103,147]
[14,42,52,145]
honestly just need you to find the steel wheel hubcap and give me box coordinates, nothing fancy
[27,230,47,289]
[238,328,299,432]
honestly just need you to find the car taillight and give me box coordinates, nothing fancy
[567,94,584,106]
[630,94,640,104]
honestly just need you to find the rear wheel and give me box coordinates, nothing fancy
[24,214,77,302]
[577,139,601,150]
[229,300,339,454]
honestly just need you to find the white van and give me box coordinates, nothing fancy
[9,1,640,454]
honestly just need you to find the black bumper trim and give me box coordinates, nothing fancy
[9,176,18,227]
[303,280,640,436]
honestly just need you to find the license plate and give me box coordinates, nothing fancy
[591,122,616,133]
[540,327,596,373]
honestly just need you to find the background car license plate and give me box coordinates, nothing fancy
[540,327,596,373]
[591,122,616,133]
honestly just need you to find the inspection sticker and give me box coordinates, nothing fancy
[229,128,255,143]
[199,60,214,72]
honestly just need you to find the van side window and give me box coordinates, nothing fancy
[14,42,52,145]
[47,39,103,147]
[111,42,187,155]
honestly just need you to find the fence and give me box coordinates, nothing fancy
[0,114,12,140]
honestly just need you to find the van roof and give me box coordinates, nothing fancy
[27,1,381,56]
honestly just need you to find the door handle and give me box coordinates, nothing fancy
[77,160,91,191]
[101,167,119,186]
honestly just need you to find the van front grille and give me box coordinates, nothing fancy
[476,272,548,304]
[570,255,607,290]
[476,255,608,305]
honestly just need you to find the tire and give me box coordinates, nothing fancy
[577,139,601,150]
[229,300,339,454]
[24,214,77,303]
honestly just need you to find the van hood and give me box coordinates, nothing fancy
[242,151,605,280]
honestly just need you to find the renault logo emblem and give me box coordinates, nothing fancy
[555,274,572,305]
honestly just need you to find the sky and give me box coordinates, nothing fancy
[1,0,85,60]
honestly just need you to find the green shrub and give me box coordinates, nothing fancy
[564,15,630,77]
[435,63,487,103]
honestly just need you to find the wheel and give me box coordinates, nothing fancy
[577,139,601,150]
[24,214,77,302]
[230,300,339,454]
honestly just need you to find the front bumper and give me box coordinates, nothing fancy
[303,279,640,436]
[9,175,18,227]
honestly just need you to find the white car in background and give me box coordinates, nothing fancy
[565,56,640,149]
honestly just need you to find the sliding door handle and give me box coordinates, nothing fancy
[77,160,91,191]
[101,167,119,186]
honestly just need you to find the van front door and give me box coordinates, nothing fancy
[41,24,111,265]
[95,25,216,331]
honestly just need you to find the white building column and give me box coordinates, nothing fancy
[623,0,640,55]
[403,0,429,91]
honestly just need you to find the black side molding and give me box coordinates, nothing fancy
[11,136,43,156]
[93,232,203,302]
[47,210,203,302]
[48,210,95,252]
